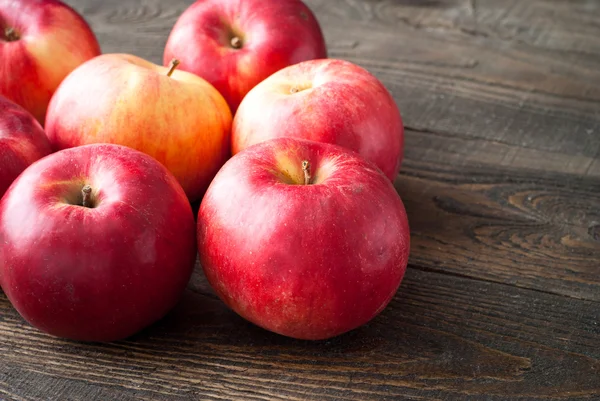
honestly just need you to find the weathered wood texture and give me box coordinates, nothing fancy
[2,0,600,400]
[2,266,600,400]
[396,158,600,300]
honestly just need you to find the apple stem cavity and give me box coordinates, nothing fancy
[290,87,300,94]
[230,36,242,49]
[166,59,181,77]
[302,160,311,185]
[4,27,19,42]
[81,185,93,208]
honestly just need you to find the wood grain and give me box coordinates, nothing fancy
[1,266,599,400]
[404,129,600,178]
[1,0,599,399]
[396,156,600,300]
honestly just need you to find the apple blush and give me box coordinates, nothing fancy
[45,53,232,202]
[0,95,52,198]
[163,0,327,112]
[197,138,411,340]
[232,58,405,181]
[0,144,197,342]
[0,0,101,124]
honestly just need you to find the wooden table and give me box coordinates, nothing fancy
[2,0,600,399]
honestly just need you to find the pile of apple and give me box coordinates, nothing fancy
[0,0,410,342]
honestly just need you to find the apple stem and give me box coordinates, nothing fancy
[230,36,242,49]
[4,27,18,41]
[166,59,180,77]
[81,185,93,208]
[302,160,311,185]
[290,87,299,94]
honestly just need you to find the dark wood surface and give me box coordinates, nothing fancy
[2,0,600,399]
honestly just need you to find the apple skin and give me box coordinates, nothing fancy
[0,0,101,124]
[0,143,197,342]
[232,58,405,181]
[0,95,52,198]
[45,53,232,202]
[197,138,410,340]
[163,0,327,112]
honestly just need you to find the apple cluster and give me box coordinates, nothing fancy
[0,0,410,342]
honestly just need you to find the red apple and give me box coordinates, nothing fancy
[0,95,52,198]
[197,138,410,340]
[163,0,327,112]
[0,0,101,124]
[45,53,232,202]
[232,59,405,181]
[0,143,197,342]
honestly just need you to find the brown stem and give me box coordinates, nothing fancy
[230,36,242,49]
[81,185,93,208]
[302,161,311,185]
[290,87,299,94]
[4,27,19,41]
[166,59,180,77]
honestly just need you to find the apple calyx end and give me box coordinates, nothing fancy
[302,160,311,185]
[230,36,243,50]
[166,59,181,77]
[3,27,19,42]
[81,185,94,208]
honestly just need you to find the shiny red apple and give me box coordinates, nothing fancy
[0,0,101,124]
[197,138,411,340]
[232,58,405,181]
[0,144,197,342]
[0,95,52,198]
[163,0,327,112]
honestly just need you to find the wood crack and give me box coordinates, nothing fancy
[406,263,600,305]
[403,125,600,164]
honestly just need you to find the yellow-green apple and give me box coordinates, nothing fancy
[232,59,405,181]
[197,138,411,340]
[0,143,197,342]
[163,0,327,112]
[45,54,232,202]
[0,0,101,124]
[0,95,52,198]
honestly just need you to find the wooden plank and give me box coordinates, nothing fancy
[404,129,600,177]
[395,157,600,301]
[1,266,599,400]
[318,0,600,58]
